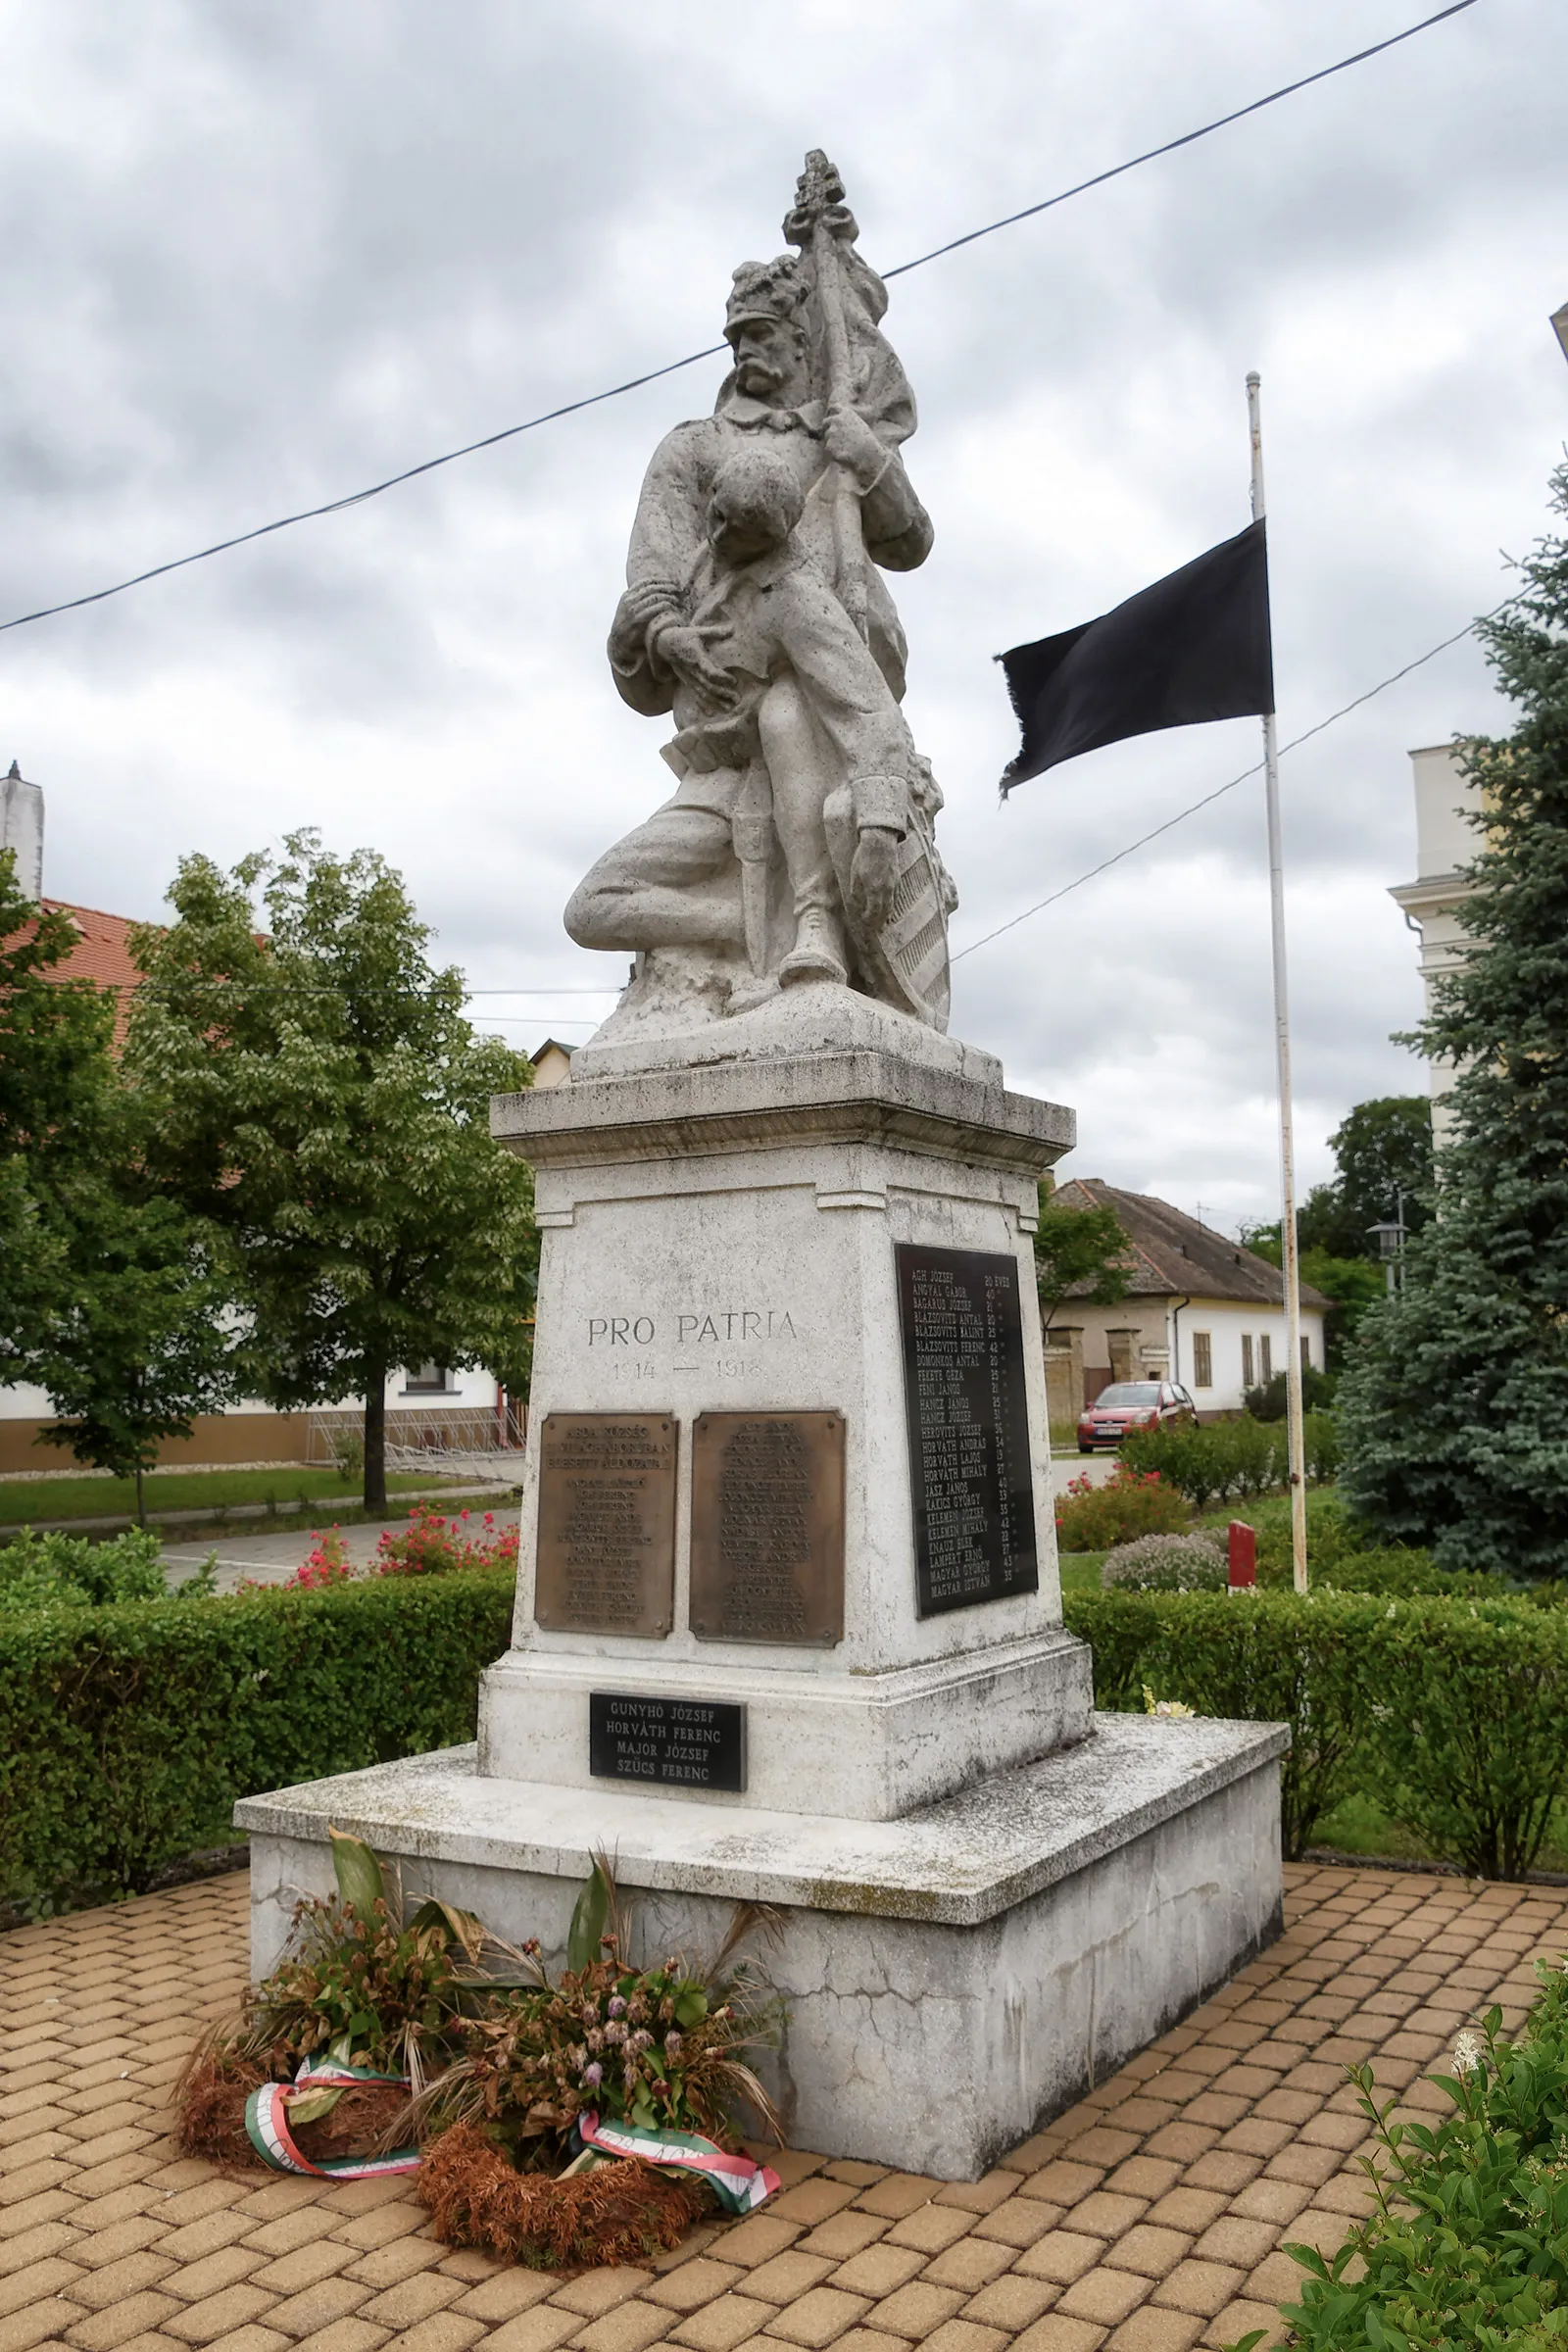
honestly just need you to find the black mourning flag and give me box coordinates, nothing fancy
[998,518,1273,794]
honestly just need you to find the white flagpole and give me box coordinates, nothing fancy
[1247,370,1308,1594]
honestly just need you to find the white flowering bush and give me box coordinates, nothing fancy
[1101,1532,1227,1593]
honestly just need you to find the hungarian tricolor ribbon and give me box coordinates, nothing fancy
[577,2112,780,2214]
[244,2057,420,2180]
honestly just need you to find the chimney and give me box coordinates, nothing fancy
[1,761,44,903]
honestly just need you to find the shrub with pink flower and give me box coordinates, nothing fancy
[1054,1465,1188,1552]
[283,1529,356,1590]
[373,1505,518,1578]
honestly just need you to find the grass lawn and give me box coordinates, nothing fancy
[0,1464,470,1528]
[1057,1550,1108,1592]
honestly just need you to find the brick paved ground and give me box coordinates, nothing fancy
[4,1862,1566,2352]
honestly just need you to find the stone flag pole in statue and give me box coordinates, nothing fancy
[237,156,1288,2183]
[566,152,956,1039]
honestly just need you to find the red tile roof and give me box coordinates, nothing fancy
[37,900,144,1048]
[1054,1176,1335,1310]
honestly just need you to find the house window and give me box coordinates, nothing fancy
[1259,1335,1273,1384]
[1192,1332,1212,1388]
[1241,1333,1254,1387]
[1300,1334,1312,1371]
[403,1363,451,1394]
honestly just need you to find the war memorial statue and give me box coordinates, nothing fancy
[566,153,956,1039]
[237,156,1287,2182]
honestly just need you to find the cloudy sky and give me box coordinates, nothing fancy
[2,0,1563,1229]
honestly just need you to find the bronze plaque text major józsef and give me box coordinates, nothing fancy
[690,1411,844,1645]
[535,1413,677,1639]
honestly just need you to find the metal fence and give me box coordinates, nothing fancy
[306,1403,526,1482]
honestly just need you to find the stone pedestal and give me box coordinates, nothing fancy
[236,993,1286,2178]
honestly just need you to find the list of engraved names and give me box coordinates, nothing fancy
[534,1414,676,1639]
[895,1244,1039,1617]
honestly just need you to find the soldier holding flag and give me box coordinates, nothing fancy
[566,156,955,1032]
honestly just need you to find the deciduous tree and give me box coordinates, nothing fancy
[124,833,538,1513]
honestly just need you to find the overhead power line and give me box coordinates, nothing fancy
[950,596,1513,966]
[0,0,1477,639]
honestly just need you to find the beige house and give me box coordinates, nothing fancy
[1043,1179,1330,1424]
[1388,742,1481,1143]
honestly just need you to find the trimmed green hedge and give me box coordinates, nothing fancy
[1064,1587,1568,1878]
[0,1573,514,1910]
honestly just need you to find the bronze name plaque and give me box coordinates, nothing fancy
[535,1413,677,1639]
[689,1411,844,1646]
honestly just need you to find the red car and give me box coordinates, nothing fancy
[1076,1381,1197,1452]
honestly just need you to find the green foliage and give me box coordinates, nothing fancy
[1241,1363,1338,1421]
[1341,468,1568,1579]
[0,1525,171,1609]
[1121,1411,1338,1504]
[1054,1465,1188,1551]
[1064,1588,1381,1859]
[1033,1185,1131,1325]
[567,1862,612,1978]
[1257,1977,1568,2350]
[0,1464,449,1529]
[0,1570,514,1909]
[123,831,539,1511]
[1063,1587,1568,1875]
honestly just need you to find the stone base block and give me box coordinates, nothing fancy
[237,1712,1286,2180]
[478,1629,1094,1820]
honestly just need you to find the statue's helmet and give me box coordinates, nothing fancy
[724,256,810,347]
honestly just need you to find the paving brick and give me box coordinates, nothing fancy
[449,2273,556,2324]
[734,2254,833,2310]
[961,2278,1060,2331]
[821,2249,923,2301]
[797,2221,887,2263]
[761,2287,873,2349]
[476,2312,578,2352]
[1148,2258,1247,2321]
[156,2291,283,2352]
[249,2253,354,2301]
[849,2180,933,2224]
[638,2264,746,2319]
[570,2304,674,2352]
[0,2198,81,2245]
[931,2180,1016,2217]
[1062,2199,1144,2243]
[1204,2298,1285,2350]
[237,2223,337,2265]
[548,2275,655,2322]
[369,2321,482,2352]
[1005,2317,1105,2352]
[156,2226,253,2270]
[286,2324,389,2352]
[1015,2166,1101,2212]
[1101,2311,1203,2350]
[194,2329,290,2352]
[0,2301,96,2352]
[918,2243,1009,2295]
[1055,2267,1150,2326]
[882,2210,973,2256]
[768,2187,857,2230]
[919,2323,1007,2352]
[814,2334,904,2352]
[340,2251,440,2297]
[0,2229,85,2279]
[354,2282,459,2335]
[264,2285,374,2341]
[970,2203,1059,2251]
[67,2254,176,2312]
[700,2222,798,2273]
[1102,2227,1191,2282]
[65,2297,186,2352]
[667,2296,775,2352]
[1016,2233,1106,2288]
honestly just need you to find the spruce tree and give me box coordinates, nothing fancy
[1340,463,1568,1575]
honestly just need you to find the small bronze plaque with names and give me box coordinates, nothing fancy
[535,1414,677,1639]
[896,1243,1040,1618]
[589,1691,745,1792]
[689,1411,845,1646]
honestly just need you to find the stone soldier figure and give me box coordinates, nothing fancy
[566,155,956,1035]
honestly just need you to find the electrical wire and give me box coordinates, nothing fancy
[949,595,1515,965]
[0,0,1478,639]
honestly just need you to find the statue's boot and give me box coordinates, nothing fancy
[778,907,849,990]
